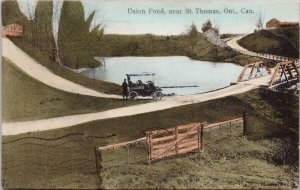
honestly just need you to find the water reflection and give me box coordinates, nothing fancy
[79,56,243,95]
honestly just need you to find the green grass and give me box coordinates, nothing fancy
[100,125,298,189]
[238,28,299,58]
[2,58,147,122]
[2,88,298,189]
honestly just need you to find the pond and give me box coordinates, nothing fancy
[79,56,243,95]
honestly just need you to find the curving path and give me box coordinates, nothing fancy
[2,75,271,136]
[226,35,295,62]
[2,38,121,99]
[2,37,272,136]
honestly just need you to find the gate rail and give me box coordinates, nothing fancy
[146,123,204,163]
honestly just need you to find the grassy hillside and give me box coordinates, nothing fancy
[238,28,299,58]
[96,34,259,66]
[2,88,298,189]
[2,58,146,122]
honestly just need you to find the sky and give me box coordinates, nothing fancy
[17,0,299,35]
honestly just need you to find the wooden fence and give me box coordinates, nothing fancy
[146,123,204,163]
[98,137,146,151]
[204,117,243,131]
[233,47,299,62]
[98,117,244,165]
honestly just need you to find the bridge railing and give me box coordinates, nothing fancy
[231,42,298,62]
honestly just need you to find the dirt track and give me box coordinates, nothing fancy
[2,38,271,136]
[2,38,121,99]
[2,76,270,136]
[226,35,293,61]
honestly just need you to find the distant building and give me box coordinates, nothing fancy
[2,23,23,38]
[266,18,299,29]
[266,18,280,28]
[278,21,299,28]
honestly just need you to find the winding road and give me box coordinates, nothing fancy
[2,38,121,99]
[227,35,294,61]
[2,37,272,136]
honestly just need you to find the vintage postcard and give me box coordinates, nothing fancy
[1,0,299,189]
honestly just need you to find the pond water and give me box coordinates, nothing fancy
[79,56,243,95]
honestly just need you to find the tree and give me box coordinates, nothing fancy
[58,0,104,69]
[2,0,28,26]
[256,10,265,30]
[201,20,212,32]
[34,1,56,60]
[188,23,198,37]
[187,23,198,51]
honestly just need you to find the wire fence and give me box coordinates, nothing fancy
[99,142,149,167]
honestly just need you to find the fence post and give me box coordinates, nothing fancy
[175,127,179,155]
[243,112,247,138]
[198,124,201,151]
[127,145,130,164]
[199,124,204,152]
[112,147,115,166]
[147,132,152,164]
[94,147,100,176]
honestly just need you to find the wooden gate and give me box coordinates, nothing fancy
[146,123,204,163]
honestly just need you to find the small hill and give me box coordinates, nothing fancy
[238,28,299,58]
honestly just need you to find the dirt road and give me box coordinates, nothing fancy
[2,38,121,99]
[2,75,271,136]
[226,35,291,61]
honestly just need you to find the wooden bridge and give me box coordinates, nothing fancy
[269,60,299,86]
[237,60,299,89]
[237,61,271,82]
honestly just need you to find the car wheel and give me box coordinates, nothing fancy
[152,91,163,101]
[129,91,138,100]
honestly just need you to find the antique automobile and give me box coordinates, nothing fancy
[126,73,163,100]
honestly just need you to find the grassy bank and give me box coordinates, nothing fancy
[2,58,147,122]
[96,34,259,66]
[2,88,298,189]
[238,28,299,58]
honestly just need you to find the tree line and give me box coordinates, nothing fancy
[2,0,103,69]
